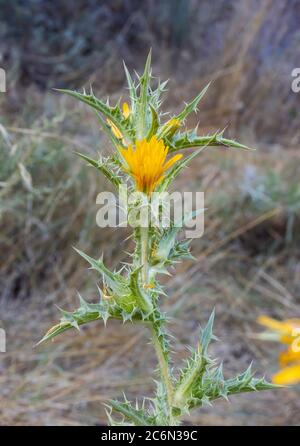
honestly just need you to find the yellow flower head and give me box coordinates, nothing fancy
[120,135,182,195]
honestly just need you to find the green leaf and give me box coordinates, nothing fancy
[173,310,215,408]
[75,248,155,315]
[174,82,211,122]
[74,248,127,295]
[168,240,194,263]
[189,365,280,409]
[157,136,213,192]
[169,130,254,152]
[152,209,203,265]
[37,295,118,345]
[146,104,160,140]
[225,367,278,395]
[123,61,137,112]
[54,88,133,143]
[74,248,138,313]
[199,309,216,354]
[129,267,153,314]
[136,50,152,139]
[109,399,154,426]
[76,152,122,188]
[150,79,168,110]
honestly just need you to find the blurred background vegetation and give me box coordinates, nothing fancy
[0,0,300,426]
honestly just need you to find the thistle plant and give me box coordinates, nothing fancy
[39,52,277,426]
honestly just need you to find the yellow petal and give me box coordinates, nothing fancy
[107,119,123,139]
[272,364,300,385]
[122,102,130,119]
[257,315,295,336]
[163,153,183,171]
[285,318,300,327]
[280,335,297,345]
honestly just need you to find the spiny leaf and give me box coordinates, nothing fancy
[37,296,117,345]
[169,130,254,152]
[173,310,216,408]
[75,248,156,316]
[136,50,152,139]
[74,248,137,314]
[74,248,127,294]
[123,61,137,110]
[152,209,203,265]
[149,79,168,110]
[174,82,211,122]
[129,267,153,314]
[109,399,154,426]
[225,366,275,394]
[189,363,280,410]
[168,239,194,263]
[199,309,216,354]
[54,88,133,143]
[194,376,279,408]
[76,152,122,188]
[157,133,216,192]
[146,104,160,140]
[37,321,76,345]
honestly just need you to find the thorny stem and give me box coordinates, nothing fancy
[140,226,149,284]
[140,222,175,424]
[150,326,176,425]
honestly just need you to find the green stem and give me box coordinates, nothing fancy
[140,226,149,284]
[140,221,175,424]
[151,326,174,417]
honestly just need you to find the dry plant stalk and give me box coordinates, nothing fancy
[39,52,277,426]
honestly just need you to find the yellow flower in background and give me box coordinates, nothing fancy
[258,315,300,385]
[120,135,182,195]
[272,365,300,385]
[107,102,130,141]
[258,315,300,344]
